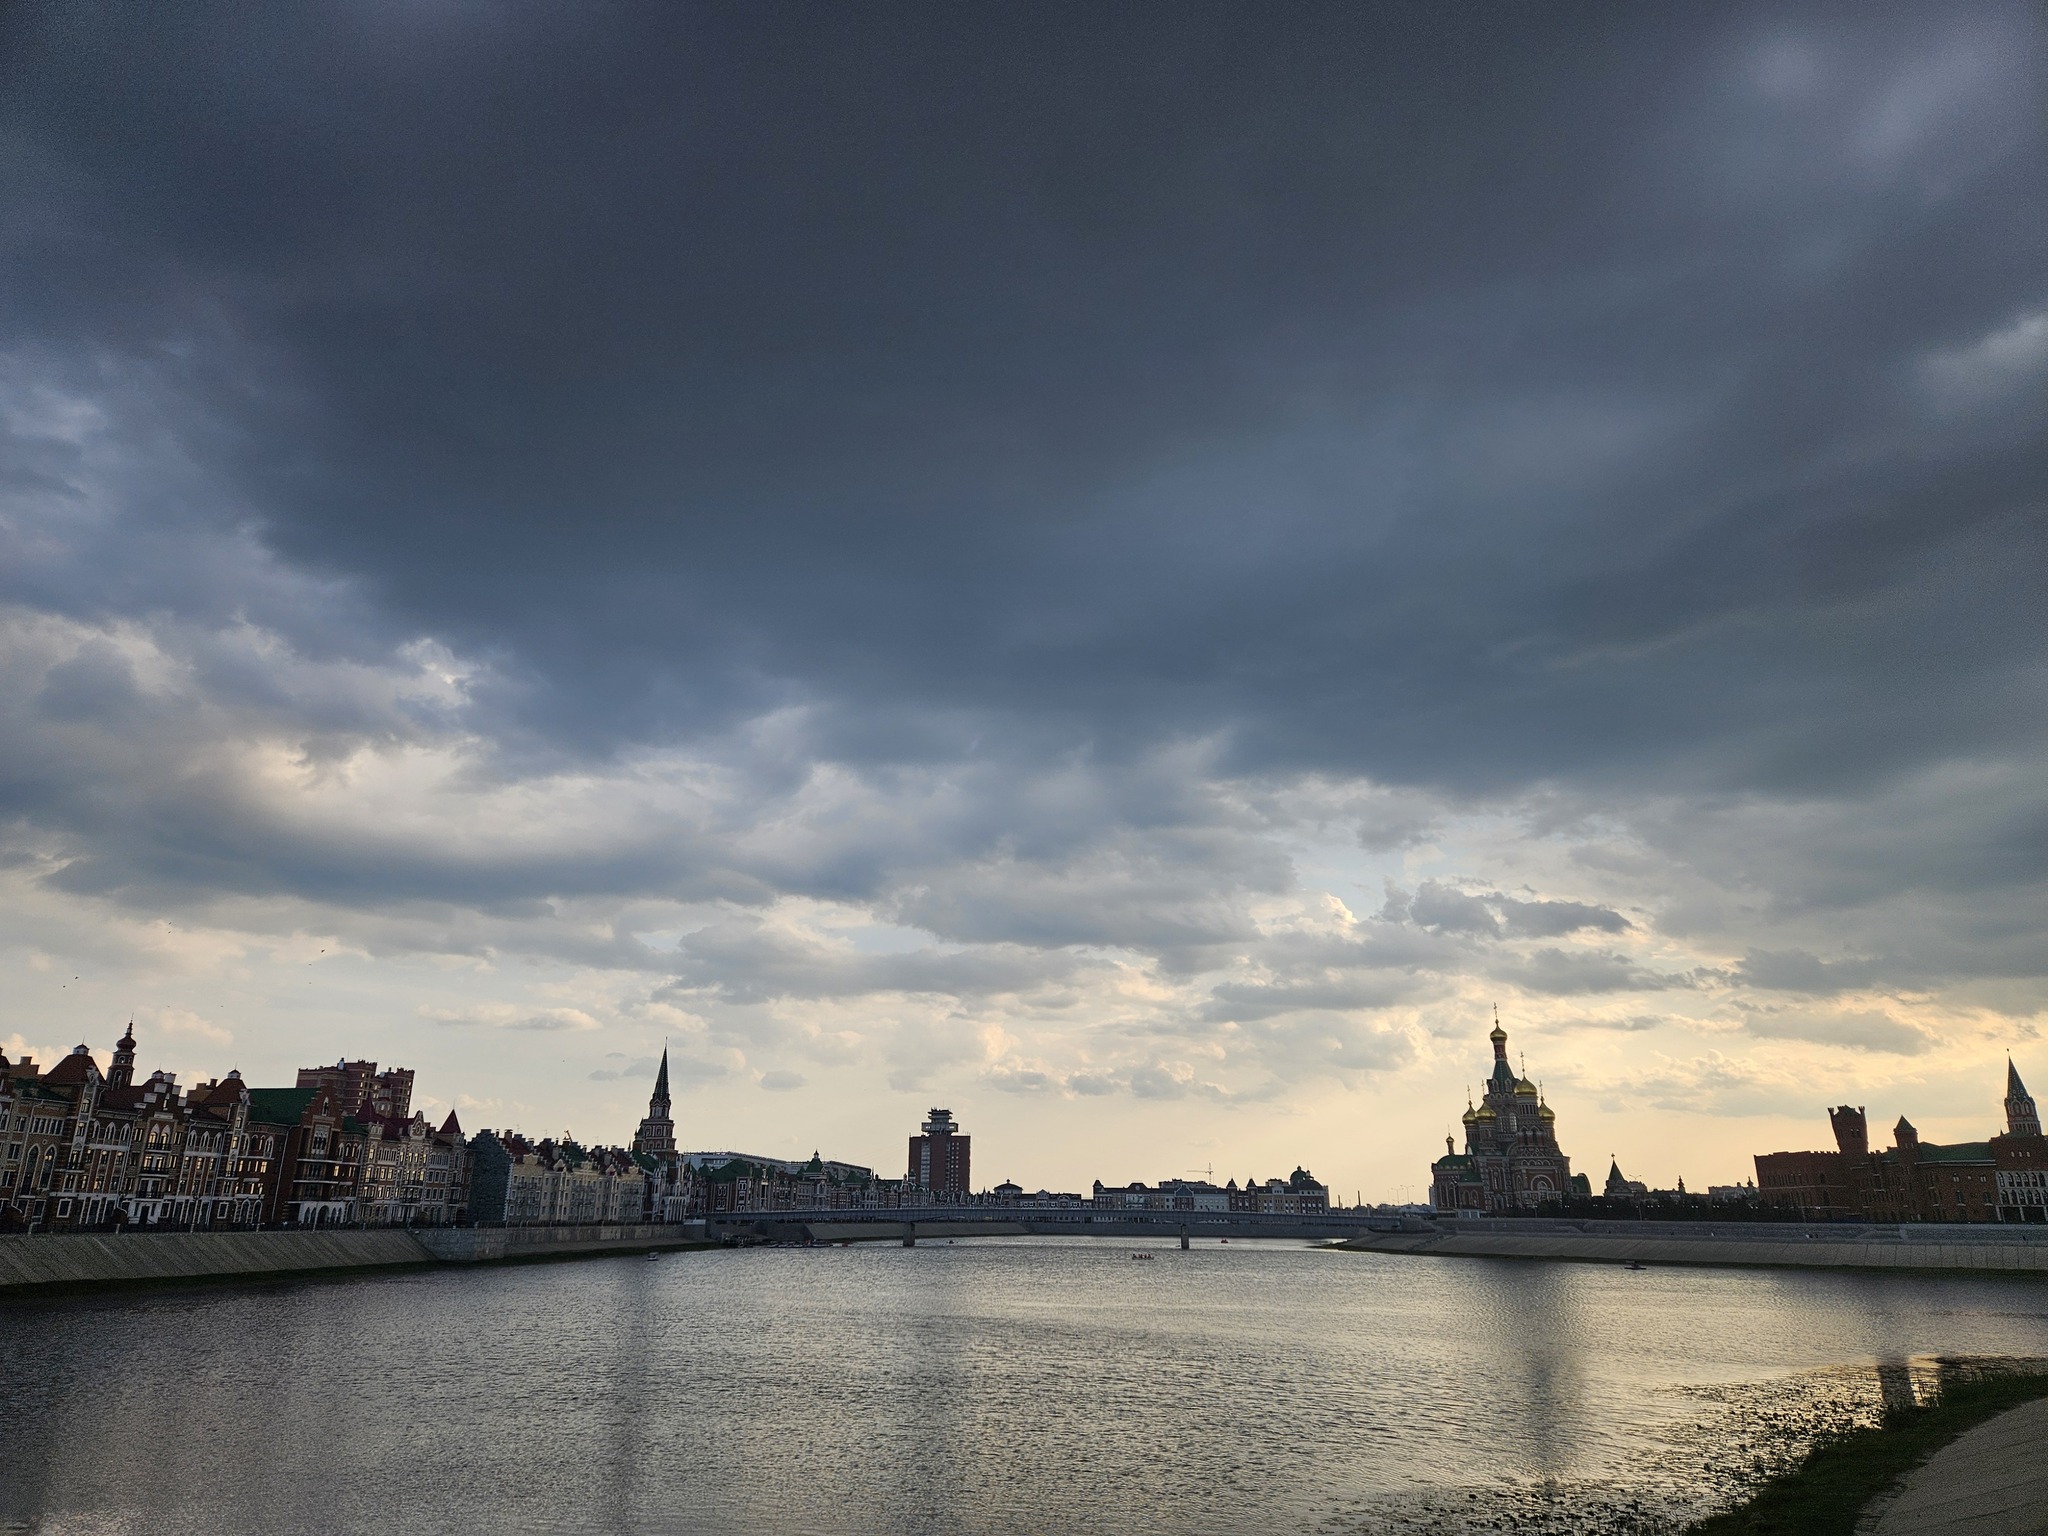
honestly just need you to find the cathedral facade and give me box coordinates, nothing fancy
[1430,1016,1582,1213]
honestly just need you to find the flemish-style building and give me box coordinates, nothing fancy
[1231,1169,1332,1214]
[467,1130,649,1224]
[0,1027,468,1231]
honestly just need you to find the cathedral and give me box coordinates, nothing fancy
[1430,1014,1584,1213]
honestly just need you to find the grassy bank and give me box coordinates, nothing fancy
[1688,1367,2048,1535]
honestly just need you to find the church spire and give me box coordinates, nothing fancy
[1487,1009,1514,1091]
[109,1019,137,1090]
[633,1047,677,1158]
[2007,1056,2041,1138]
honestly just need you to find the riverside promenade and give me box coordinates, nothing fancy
[0,1222,710,1293]
[1864,1398,2048,1534]
[1340,1217,2048,1274]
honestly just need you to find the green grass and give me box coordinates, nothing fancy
[1688,1367,2048,1535]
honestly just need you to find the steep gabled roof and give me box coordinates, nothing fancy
[44,1048,100,1086]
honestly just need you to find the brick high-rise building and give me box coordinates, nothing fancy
[294,1059,411,1119]
[295,1059,377,1115]
[907,1107,970,1199]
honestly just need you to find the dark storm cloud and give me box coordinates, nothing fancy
[661,915,1099,1006]
[1393,881,1630,941]
[2,0,2046,1064]
[5,1,2042,796]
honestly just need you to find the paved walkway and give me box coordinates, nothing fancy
[1865,1397,2048,1535]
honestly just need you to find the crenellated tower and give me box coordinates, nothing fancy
[1829,1105,1869,1158]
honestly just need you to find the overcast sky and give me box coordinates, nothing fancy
[3,2,2043,1196]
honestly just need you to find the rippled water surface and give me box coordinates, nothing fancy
[5,1237,2048,1535]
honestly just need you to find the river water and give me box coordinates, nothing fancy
[4,1237,2047,1535]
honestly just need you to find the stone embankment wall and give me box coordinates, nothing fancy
[415,1223,705,1262]
[1343,1226,2048,1273]
[0,1223,709,1294]
[0,1229,434,1291]
[799,1219,1029,1242]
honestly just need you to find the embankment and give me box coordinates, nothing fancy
[1342,1223,2048,1274]
[0,1222,709,1295]
[800,1219,1030,1242]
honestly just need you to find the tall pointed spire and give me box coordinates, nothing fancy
[633,1046,677,1158]
[2006,1056,2041,1138]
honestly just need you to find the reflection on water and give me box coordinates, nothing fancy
[3,1237,2046,1536]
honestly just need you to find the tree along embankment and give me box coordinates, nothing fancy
[0,1223,711,1294]
[1687,1367,2048,1535]
[1339,1222,2048,1274]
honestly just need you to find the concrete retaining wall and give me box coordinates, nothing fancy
[799,1220,1029,1242]
[0,1229,434,1291]
[415,1223,706,1262]
[0,1223,713,1295]
[1343,1230,2048,1273]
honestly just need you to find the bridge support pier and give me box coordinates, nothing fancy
[1180,1224,1189,1251]
[903,1225,916,1248]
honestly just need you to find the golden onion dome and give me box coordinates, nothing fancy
[1461,1105,1479,1124]
[1538,1102,1556,1120]
[1472,1104,1497,1120]
[1514,1076,1538,1095]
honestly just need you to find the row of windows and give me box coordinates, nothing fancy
[5,1110,102,1135]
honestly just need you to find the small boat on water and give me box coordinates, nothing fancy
[1623,1261,1648,1271]
[647,1252,661,1261]
[1130,1252,1154,1261]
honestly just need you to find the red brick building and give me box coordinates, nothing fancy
[1755,1060,2045,1224]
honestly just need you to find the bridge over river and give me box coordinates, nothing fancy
[709,1207,1411,1246]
